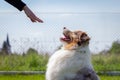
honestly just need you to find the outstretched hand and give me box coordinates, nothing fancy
[23,6,43,23]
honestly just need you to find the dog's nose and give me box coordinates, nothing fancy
[63,27,66,29]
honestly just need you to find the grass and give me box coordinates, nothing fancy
[0,53,120,72]
[0,74,45,80]
[0,75,120,80]
[0,51,49,71]
[100,75,120,80]
[0,50,120,80]
[92,54,120,71]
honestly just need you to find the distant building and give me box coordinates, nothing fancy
[1,34,11,54]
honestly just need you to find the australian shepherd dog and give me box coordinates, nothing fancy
[46,27,100,80]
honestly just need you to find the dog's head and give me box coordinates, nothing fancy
[60,27,90,50]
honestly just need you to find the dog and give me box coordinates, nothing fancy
[46,27,100,80]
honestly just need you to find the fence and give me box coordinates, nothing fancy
[0,71,120,76]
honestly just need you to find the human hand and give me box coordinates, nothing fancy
[23,6,43,23]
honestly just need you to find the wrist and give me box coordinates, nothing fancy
[23,5,28,11]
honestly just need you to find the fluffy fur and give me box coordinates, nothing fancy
[46,27,100,80]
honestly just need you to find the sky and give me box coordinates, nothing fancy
[0,0,120,54]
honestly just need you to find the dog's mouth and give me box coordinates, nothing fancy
[60,27,72,42]
[60,33,71,42]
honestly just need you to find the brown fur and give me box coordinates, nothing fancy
[62,28,90,50]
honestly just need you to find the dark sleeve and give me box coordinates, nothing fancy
[5,0,26,11]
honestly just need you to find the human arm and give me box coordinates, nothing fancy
[5,0,43,23]
[5,0,26,11]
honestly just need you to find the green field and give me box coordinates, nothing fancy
[0,53,120,72]
[0,48,120,80]
[0,50,49,71]
[92,54,120,71]
[0,75,120,80]
[0,75,44,80]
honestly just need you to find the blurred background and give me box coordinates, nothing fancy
[0,0,120,80]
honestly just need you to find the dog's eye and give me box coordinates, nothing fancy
[74,32,78,35]
[81,34,87,37]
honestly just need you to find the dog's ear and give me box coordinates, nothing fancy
[81,32,90,42]
[74,31,85,41]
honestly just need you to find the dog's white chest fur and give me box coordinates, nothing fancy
[46,45,93,80]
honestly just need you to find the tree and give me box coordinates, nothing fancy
[26,48,38,55]
[109,40,120,54]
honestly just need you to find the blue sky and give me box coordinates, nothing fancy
[0,0,120,54]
